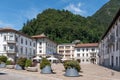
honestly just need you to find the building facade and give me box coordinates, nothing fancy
[0,28,36,61]
[99,9,120,70]
[74,43,99,64]
[32,33,57,57]
[0,28,57,61]
[57,43,75,60]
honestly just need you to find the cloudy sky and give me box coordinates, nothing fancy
[0,0,109,30]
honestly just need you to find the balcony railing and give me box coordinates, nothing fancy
[90,56,96,58]
[6,40,16,44]
[6,50,16,54]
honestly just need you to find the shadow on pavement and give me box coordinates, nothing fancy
[0,73,7,75]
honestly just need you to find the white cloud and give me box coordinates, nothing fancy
[0,20,14,28]
[25,8,39,19]
[21,7,40,20]
[64,2,86,15]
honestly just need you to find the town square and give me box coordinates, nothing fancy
[0,64,120,80]
[0,0,120,80]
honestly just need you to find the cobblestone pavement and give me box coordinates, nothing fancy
[0,64,120,80]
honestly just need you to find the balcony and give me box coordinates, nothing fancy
[108,34,115,46]
[90,56,96,59]
[90,53,96,59]
[7,40,16,44]
[6,50,16,54]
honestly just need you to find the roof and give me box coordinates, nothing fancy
[75,43,98,48]
[101,8,120,40]
[58,43,75,46]
[32,33,47,39]
[32,33,57,44]
[0,28,32,39]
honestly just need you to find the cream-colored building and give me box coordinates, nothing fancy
[74,43,99,64]
[57,43,75,60]
[99,9,120,70]
[32,33,57,57]
[57,43,99,64]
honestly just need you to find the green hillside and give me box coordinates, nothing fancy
[92,0,120,30]
[21,0,120,43]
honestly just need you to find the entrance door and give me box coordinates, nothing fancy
[119,56,120,69]
[111,56,114,67]
[91,58,96,64]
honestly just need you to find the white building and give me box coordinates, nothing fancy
[32,33,57,57]
[57,43,75,60]
[0,28,57,61]
[74,43,99,64]
[0,28,36,61]
[99,9,120,70]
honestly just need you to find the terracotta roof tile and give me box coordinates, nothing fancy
[0,28,32,39]
[32,33,57,44]
[32,33,47,39]
[75,43,98,48]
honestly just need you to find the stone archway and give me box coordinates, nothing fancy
[90,58,96,64]
[77,59,81,63]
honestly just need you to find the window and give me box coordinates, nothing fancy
[59,46,64,49]
[9,35,13,41]
[65,46,70,49]
[59,50,64,54]
[91,48,95,51]
[77,48,80,52]
[82,59,84,62]
[25,40,27,45]
[16,46,18,52]
[29,48,32,55]
[116,57,118,66]
[33,43,35,47]
[15,37,18,42]
[4,36,6,41]
[65,50,70,53]
[21,46,23,54]
[39,42,42,45]
[33,50,36,55]
[39,46,42,49]
[82,48,84,52]
[116,26,118,37]
[30,42,31,46]
[9,45,14,50]
[25,47,27,54]
[3,45,6,51]
[39,50,42,53]
[21,38,23,44]
[116,41,119,51]
[10,35,13,38]
[77,54,80,57]
[113,44,115,51]
[86,59,89,62]
[119,56,120,67]
[86,53,88,57]
[83,54,84,57]
[86,48,88,51]
[48,44,50,47]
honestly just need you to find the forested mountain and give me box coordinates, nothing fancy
[92,0,120,31]
[21,0,120,43]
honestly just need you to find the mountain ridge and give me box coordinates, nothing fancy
[21,0,120,43]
